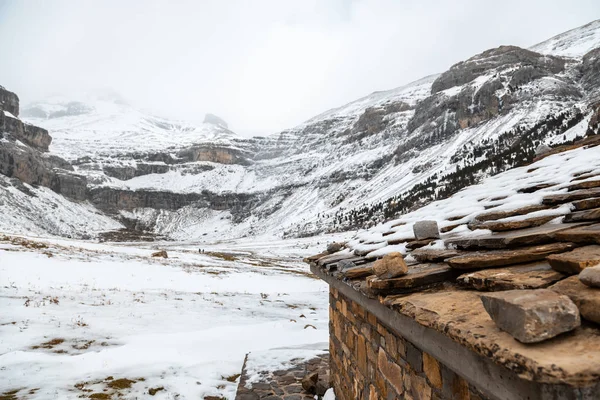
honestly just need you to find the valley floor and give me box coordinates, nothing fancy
[0,234,346,399]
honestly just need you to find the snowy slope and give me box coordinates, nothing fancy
[530,19,600,57]
[0,235,331,399]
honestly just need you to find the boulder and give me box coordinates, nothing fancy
[413,221,440,240]
[327,242,344,253]
[547,245,600,274]
[535,144,552,156]
[551,276,600,324]
[579,265,600,288]
[151,250,168,258]
[480,289,580,343]
[372,252,408,279]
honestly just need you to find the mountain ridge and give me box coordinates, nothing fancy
[1,19,599,241]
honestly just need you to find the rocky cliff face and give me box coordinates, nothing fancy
[0,85,19,117]
[3,20,600,241]
[0,87,86,201]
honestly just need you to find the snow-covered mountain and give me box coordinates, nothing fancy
[1,19,599,241]
[530,19,600,58]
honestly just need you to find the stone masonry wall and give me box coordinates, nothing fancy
[329,287,488,400]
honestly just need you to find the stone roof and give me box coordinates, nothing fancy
[306,138,600,388]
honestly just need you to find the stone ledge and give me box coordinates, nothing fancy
[311,263,600,400]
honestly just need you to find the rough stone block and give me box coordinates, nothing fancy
[413,220,440,240]
[579,265,600,288]
[377,348,403,394]
[480,289,581,343]
[373,252,408,279]
[423,352,442,389]
[547,245,600,274]
[551,276,600,323]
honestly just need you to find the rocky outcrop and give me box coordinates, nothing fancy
[581,48,600,98]
[0,86,86,201]
[88,186,265,222]
[341,101,412,141]
[177,144,253,165]
[103,163,171,180]
[0,85,19,117]
[0,141,87,201]
[431,46,566,94]
[203,113,228,128]
[406,46,575,146]
[0,109,52,152]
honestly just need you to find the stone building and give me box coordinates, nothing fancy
[307,139,600,400]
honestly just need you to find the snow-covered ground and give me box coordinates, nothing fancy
[0,234,340,399]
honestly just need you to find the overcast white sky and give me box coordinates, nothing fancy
[0,1,598,136]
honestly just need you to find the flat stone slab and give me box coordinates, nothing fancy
[304,252,328,263]
[410,248,464,263]
[456,261,566,291]
[579,265,600,288]
[367,263,457,294]
[405,239,434,250]
[471,204,550,223]
[384,288,600,386]
[551,276,600,324]
[480,289,580,343]
[547,245,600,274]
[568,179,600,191]
[339,263,374,280]
[517,183,557,193]
[468,215,558,232]
[542,187,600,206]
[573,197,600,211]
[564,207,600,223]
[315,251,356,267]
[445,223,585,250]
[554,223,600,245]
[446,242,576,270]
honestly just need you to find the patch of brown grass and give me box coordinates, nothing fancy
[89,393,111,399]
[0,389,20,400]
[205,251,237,262]
[149,387,164,396]
[222,373,240,383]
[31,338,65,350]
[106,378,136,390]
